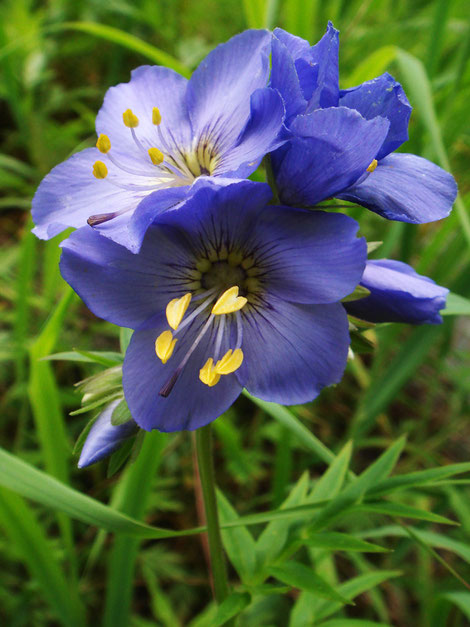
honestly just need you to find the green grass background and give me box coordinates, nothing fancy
[1,0,470,625]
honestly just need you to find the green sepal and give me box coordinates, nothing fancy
[342,285,371,303]
[111,398,133,426]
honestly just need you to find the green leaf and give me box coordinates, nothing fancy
[120,328,133,353]
[314,570,402,622]
[268,561,352,605]
[43,350,123,365]
[342,285,371,303]
[212,592,251,627]
[0,488,85,626]
[308,441,353,502]
[217,490,257,583]
[442,292,470,316]
[351,501,457,525]
[111,398,133,426]
[369,462,470,497]
[437,592,470,621]
[348,46,397,86]
[319,621,390,627]
[304,532,389,553]
[54,22,190,78]
[283,0,316,41]
[244,391,338,465]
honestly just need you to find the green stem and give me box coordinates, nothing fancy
[195,424,230,604]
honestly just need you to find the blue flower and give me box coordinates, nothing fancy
[32,30,285,252]
[78,400,138,468]
[345,259,448,324]
[60,181,366,432]
[270,23,457,223]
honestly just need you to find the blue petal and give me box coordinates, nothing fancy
[215,87,286,179]
[123,323,243,432]
[31,148,148,241]
[60,224,193,329]
[96,65,192,156]
[78,400,138,468]
[270,34,307,124]
[339,73,412,159]
[274,23,339,110]
[273,107,390,206]
[255,207,366,304]
[239,298,350,404]
[337,153,458,223]
[186,30,271,150]
[345,259,448,324]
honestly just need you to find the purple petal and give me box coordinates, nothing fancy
[339,72,412,159]
[345,259,448,324]
[239,298,350,405]
[123,323,243,432]
[273,107,390,206]
[96,65,192,156]
[78,400,138,468]
[337,153,457,223]
[255,207,366,304]
[186,30,271,149]
[270,34,307,123]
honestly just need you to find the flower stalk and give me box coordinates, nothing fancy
[195,424,230,605]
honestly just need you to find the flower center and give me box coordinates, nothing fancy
[88,107,220,226]
[154,250,264,395]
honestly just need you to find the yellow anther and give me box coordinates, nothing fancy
[123,108,139,128]
[199,358,221,387]
[96,134,111,153]
[148,147,164,165]
[215,349,244,375]
[166,293,192,330]
[92,161,108,179]
[211,286,247,315]
[367,159,378,173]
[155,330,177,364]
[152,107,162,125]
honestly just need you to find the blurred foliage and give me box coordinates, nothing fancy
[1,0,470,625]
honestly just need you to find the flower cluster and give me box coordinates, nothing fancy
[32,25,457,463]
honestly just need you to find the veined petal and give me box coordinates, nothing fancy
[31,148,147,241]
[96,65,192,156]
[78,400,138,468]
[337,153,457,223]
[273,107,390,206]
[123,324,243,432]
[345,259,448,324]
[239,298,350,405]
[187,30,271,150]
[340,72,412,159]
[60,224,194,329]
[270,34,307,123]
[256,207,366,304]
[214,87,286,179]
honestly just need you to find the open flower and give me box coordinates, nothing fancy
[270,23,457,223]
[345,259,448,324]
[60,181,366,432]
[32,30,285,252]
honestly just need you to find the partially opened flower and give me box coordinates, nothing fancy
[345,259,448,324]
[32,30,285,252]
[78,399,138,468]
[270,23,457,223]
[60,181,366,432]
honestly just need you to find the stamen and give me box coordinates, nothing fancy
[92,161,108,179]
[87,208,128,226]
[123,109,139,128]
[367,159,378,173]
[96,134,111,153]
[175,289,218,334]
[213,315,226,359]
[155,330,177,364]
[159,314,214,397]
[199,358,221,387]
[215,348,244,375]
[106,151,158,177]
[148,147,164,165]
[212,286,247,315]
[166,293,192,330]
[235,310,243,349]
[152,107,162,125]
